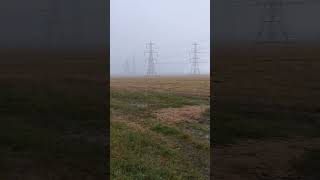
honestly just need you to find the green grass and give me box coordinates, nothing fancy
[151,124,180,136]
[111,88,210,179]
[111,89,208,112]
[111,121,205,180]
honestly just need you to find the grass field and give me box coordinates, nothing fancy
[213,45,320,180]
[3,46,320,179]
[0,50,107,179]
[110,75,210,179]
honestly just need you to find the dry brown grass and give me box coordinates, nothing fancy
[155,105,209,124]
[213,45,320,111]
[0,49,107,179]
[212,45,320,180]
[110,75,210,97]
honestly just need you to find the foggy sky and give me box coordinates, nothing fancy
[213,0,320,45]
[111,0,210,76]
[0,0,106,49]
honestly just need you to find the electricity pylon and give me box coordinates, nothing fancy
[131,56,136,75]
[47,0,60,48]
[123,58,130,75]
[144,41,158,76]
[256,0,304,44]
[190,42,201,75]
[232,0,306,44]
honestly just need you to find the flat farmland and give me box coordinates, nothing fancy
[213,45,320,180]
[110,75,210,179]
[0,50,107,180]
[111,75,210,97]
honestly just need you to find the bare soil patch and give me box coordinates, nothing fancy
[155,105,209,124]
[111,112,146,132]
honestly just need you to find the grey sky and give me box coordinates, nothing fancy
[111,0,210,76]
[0,0,106,48]
[213,0,320,45]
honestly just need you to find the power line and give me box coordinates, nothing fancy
[156,62,186,64]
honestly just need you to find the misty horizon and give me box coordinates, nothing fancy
[110,0,210,76]
[213,0,320,45]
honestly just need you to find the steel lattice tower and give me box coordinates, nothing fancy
[144,41,158,76]
[190,43,201,75]
[39,0,61,48]
[47,0,60,48]
[257,0,289,44]
[232,0,305,44]
[123,58,130,75]
[131,56,136,75]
